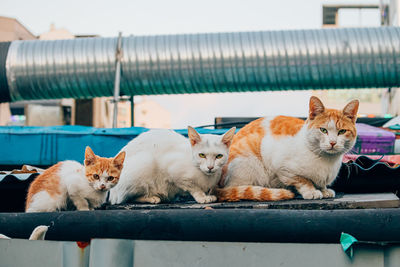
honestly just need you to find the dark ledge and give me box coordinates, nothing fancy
[0,193,399,243]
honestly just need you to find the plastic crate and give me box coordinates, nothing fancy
[352,123,396,155]
[0,126,230,166]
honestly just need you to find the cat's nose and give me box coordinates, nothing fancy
[207,166,214,170]
[100,184,106,189]
[330,141,337,147]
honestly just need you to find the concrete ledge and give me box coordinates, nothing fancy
[1,238,399,267]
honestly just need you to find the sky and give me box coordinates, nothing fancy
[1,0,382,128]
[3,0,327,37]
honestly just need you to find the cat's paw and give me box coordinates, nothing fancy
[195,195,217,204]
[321,188,335,198]
[146,196,161,204]
[302,189,323,200]
[136,196,162,204]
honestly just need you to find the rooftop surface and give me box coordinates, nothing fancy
[105,193,400,211]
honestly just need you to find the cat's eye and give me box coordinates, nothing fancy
[216,154,223,159]
[320,128,328,134]
[93,174,100,180]
[338,129,347,135]
[198,153,206,158]
[107,176,114,181]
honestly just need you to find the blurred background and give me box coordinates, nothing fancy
[0,0,399,129]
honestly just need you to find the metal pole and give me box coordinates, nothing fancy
[130,95,134,127]
[112,32,123,128]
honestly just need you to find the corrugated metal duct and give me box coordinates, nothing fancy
[2,26,400,102]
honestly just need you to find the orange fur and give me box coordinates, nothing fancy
[85,156,122,185]
[285,176,316,192]
[307,108,357,140]
[243,186,254,199]
[259,188,272,200]
[84,147,125,185]
[25,163,62,210]
[216,186,294,202]
[270,116,304,137]
[219,116,302,187]
[227,118,266,163]
[26,147,125,211]
[218,96,358,202]
[227,187,240,202]
[218,118,265,187]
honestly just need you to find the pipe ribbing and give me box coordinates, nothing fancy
[4,27,400,102]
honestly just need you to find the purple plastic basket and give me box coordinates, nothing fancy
[351,123,396,155]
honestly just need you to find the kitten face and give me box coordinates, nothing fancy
[84,147,126,191]
[307,97,358,156]
[188,127,235,176]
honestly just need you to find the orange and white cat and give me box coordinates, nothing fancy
[25,146,125,212]
[217,96,358,201]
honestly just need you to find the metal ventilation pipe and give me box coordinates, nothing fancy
[1,27,400,102]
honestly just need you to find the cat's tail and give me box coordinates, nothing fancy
[29,225,49,240]
[215,186,295,202]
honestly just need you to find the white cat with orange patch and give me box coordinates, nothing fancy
[25,147,125,212]
[217,96,359,201]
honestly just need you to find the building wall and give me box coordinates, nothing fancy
[0,16,36,42]
[92,97,172,128]
[39,24,74,40]
[134,98,171,129]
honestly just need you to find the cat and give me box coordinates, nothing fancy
[217,96,358,201]
[109,126,236,204]
[25,146,125,212]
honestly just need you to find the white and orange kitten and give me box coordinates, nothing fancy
[217,96,359,201]
[25,147,125,212]
[109,126,236,204]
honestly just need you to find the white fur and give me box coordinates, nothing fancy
[224,117,355,199]
[28,226,49,240]
[26,161,112,212]
[0,234,10,239]
[109,128,234,204]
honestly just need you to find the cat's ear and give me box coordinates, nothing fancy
[84,146,96,166]
[188,126,202,146]
[342,99,359,123]
[309,96,325,120]
[113,151,126,170]
[221,127,236,147]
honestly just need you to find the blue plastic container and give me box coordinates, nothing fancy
[0,126,229,166]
